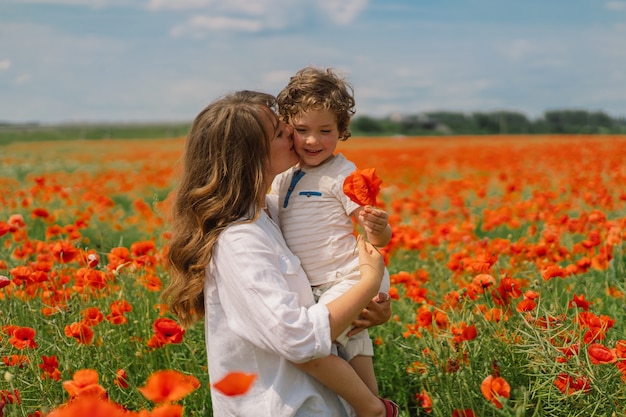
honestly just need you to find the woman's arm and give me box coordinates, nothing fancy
[212,223,384,363]
[324,236,385,341]
[347,292,392,337]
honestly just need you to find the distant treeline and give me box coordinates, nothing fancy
[0,122,190,144]
[351,109,626,136]
[1,109,625,144]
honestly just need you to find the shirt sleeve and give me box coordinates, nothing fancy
[211,222,333,363]
[331,160,361,216]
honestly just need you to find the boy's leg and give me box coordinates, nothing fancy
[337,330,378,396]
[293,355,384,417]
[349,354,379,395]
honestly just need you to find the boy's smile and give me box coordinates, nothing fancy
[291,108,340,169]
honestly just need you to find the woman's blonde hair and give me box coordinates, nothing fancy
[277,66,356,141]
[162,90,277,327]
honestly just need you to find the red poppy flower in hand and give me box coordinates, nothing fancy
[343,168,382,207]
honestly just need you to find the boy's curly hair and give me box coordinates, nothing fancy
[277,66,356,141]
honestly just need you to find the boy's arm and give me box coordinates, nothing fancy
[354,206,392,247]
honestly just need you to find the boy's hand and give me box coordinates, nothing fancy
[358,206,390,237]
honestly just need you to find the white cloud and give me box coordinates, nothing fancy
[606,1,626,11]
[14,74,31,85]
[11,0,142,7]
[262,70,296,93]
[0,59,11,70]
[147,0,213,11]
[318,0,368,25]
[152,0,367,38]
[502,39,534,61]
[170,16,264,37]
[149,0,285,13]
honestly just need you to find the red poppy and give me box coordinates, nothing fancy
[541,264,565,281]
[452,322,477,346]
[9,266,33,286]
[8,214,25,228]
[106,300,132,325]
[131,240,156,257]
[9,326,37,350]
[0,389,20,405]
[415,389,432,413]
[569,293,590,310]
[75,268,110,290]
[0,275,10,289]
[452,410,475,417]
[0,221,10,237]
[516,299,537,313]
[106,247,132,272]
[147,403,184,417]
[481,375,510,408]
[32,208,50,219]
[51,241,80,263]
[140,273,163,292]
[212,371,257,397]
[138,370,200,403]
[40,355,62,381]
[554,373,590,395]
[81,307,104,326]
[62,369,107,400]
[86,253,100,268]
[47,396,127,417]
[615,340,626,358]
[114,369,129,389]
[106,313,128,325]
[110,300,132,315]
[64,322,94,345]
[416,309,433,328]
[147,318,185,348]
[587,343,616,365]
[466,253,498,273]
[2,355,29,368]
[472,274,495,292]
[343,168,382,207]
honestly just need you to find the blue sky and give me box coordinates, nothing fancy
[1,0,625,123]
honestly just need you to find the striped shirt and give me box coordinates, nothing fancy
[270,154,361,286]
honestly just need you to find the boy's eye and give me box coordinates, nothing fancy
[321,130,331,134]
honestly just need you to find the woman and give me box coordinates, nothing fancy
[162,91,397,417]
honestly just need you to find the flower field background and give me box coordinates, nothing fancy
[1,134,625,416]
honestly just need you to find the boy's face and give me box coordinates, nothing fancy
[291,108,340,169]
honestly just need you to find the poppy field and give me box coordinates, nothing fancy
[1,134,626,416]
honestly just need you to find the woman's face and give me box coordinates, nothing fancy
[265,108,299,178]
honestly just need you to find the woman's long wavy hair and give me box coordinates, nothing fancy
[162,90,276,327]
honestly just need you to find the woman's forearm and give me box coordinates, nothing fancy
[325,278,379,340]
[325,238,383,340]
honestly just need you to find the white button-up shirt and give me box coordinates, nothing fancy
[204,205,352,416]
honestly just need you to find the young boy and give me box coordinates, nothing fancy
[271,66,392,395]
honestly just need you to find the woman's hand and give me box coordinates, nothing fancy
[347,292,392,337]
[357,235,384,290]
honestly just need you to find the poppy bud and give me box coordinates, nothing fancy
[87,253,99,268]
